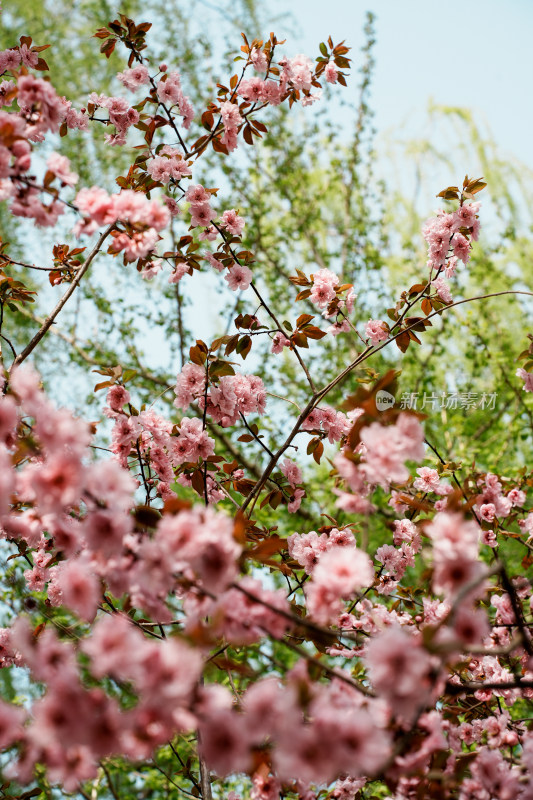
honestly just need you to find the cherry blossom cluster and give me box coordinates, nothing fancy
[156,70,194,128]
[146,143,192,184]
[0,57,87,225]
[0,616,202,790]
[419,186,484,309]
[422,199,480,274]
[73,187,170,258]
[105,383,215,500]
[174,361,266,424]
[517,367,533,392]
[365,318,389,345]
[333,412,425,513]
[302,404,353,443]
[1,355,533,796]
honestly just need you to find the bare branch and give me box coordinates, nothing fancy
[10,224,115,370]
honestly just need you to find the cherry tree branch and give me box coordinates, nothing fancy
[10,224,115,371]
[241,289,533,513]
[445,679,533,695]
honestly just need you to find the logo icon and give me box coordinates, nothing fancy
[376,390,395,411]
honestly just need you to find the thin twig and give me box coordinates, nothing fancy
[10,224,115,370]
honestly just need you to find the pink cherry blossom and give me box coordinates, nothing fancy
[46,153,78,186]
[324,62,339,83]
[225,264,252,291]
[517,367,533,392]
[50,558,100,621]
[306,545,374,623]
[250,47,268,72]
[413,466,441,492]
[190,202,216,227]
[432,275,452,303]
[221,208,245,236]
[365,319,389,345]
[453,232,471,263]
[271,331,291,353]
[288,488,305,513]
[280,457,302,487]
[117,65,150,91]
[365,627,435,720]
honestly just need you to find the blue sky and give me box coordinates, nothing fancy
[267,0,533,169]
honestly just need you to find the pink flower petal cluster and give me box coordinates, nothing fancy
[426,511,483,596]
[110,229,160,261]
[74,187,170,255]
[422,201,480,271]
[0,48,22,72]
[198,675,391,785]
[237,77,283,106]
[185,183,217,228]
[365,627,436,720]
[193,576,290,644]
[333,415,425,514]
[156,71,194,128]
[117,65,150,91]
[287,488,305,513]
[225,264,252,291]
[324,62,339,83]
[46,152,78,186]
[309,268,339,308]
[306,545,374,623]
[168,262,189,283]
[432,275,452,303]
[0,110,30,176]
[250,47,268,72]
[147,145,192,184]
[375,542,416,592]
[365,318,389,345]
[327,319,351,336]
[0,79,14,107]
[287,527,357,575]
[517,367,533,393]
[413,466,449,495]
[4,615,202,789]
[360,413,425,488]
[280,54,314,92]
[393,518,421,550]
[174,362,207,410]
[88,92,139,146]
[220,100,242,152]
[475,472,517,521]
[221,208,245,236]
[1,45,39,70]
[0,109,70,225]
[273,680,391,783]
[280,457,302,488]
[10,186,64,226]
[140,258,163,280]
[175,364,266,428]
[301,404,351,443]
[271,331,291,354]
[0,367,136,613]
[150,506,241,594]
[107,390,216,497]
[172,416,215,465]
[200,373,267,427]
[18,74,66,137]
[61,98,89,131]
